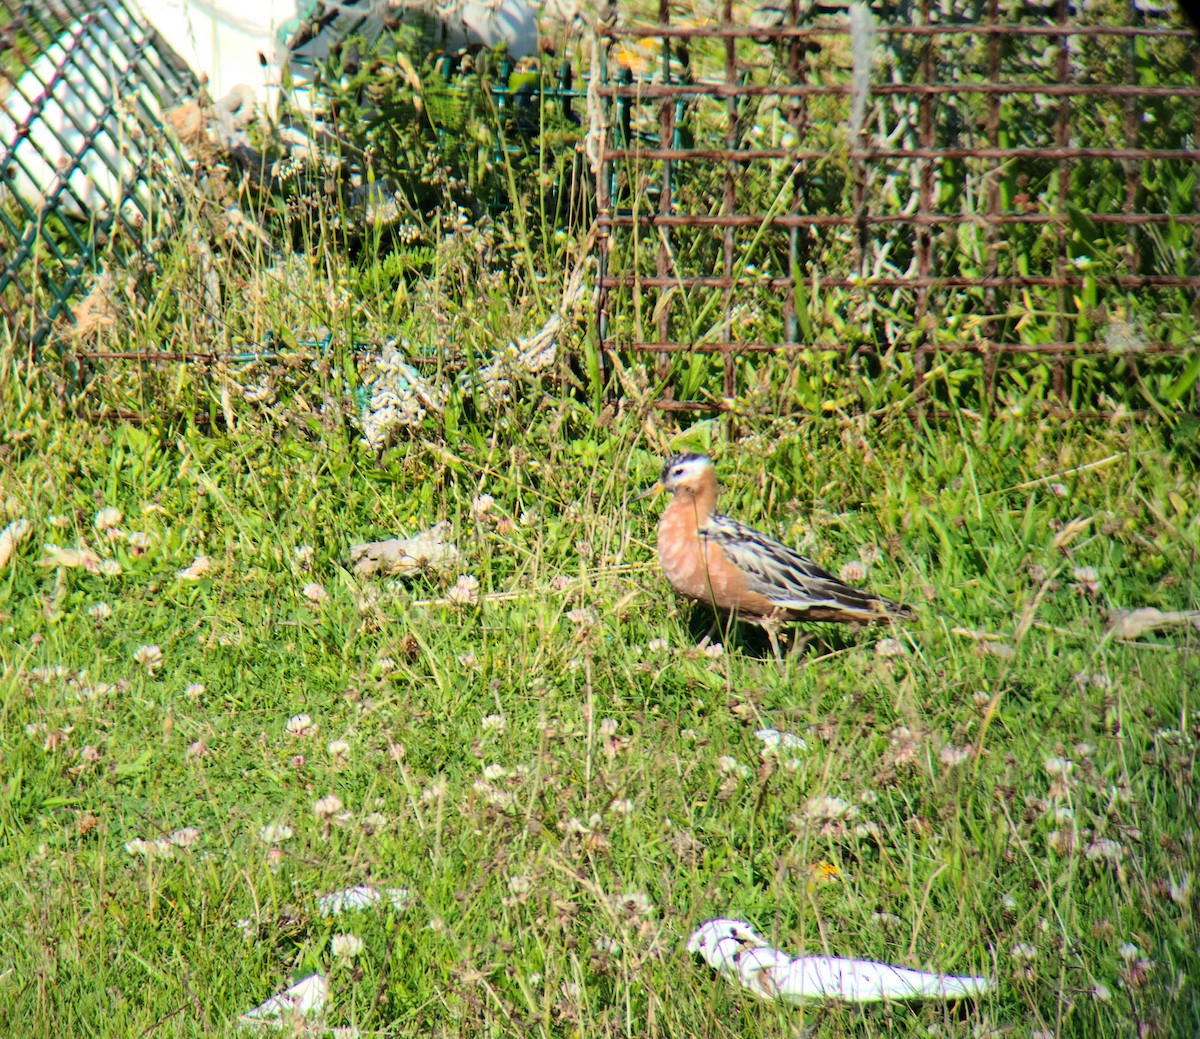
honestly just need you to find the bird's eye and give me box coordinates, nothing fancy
[671,466,684,478]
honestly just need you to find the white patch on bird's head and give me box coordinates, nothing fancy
[659,454,714,494]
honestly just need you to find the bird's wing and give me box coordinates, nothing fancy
[702,513,904,619]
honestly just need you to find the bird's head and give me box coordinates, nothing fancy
[638,453,716,500]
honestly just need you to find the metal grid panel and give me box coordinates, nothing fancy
[0,0,196,347]
[594,1,1200,415]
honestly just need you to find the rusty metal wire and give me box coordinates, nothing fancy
[594,0,1200,417]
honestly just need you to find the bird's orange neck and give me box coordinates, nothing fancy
[662,471,718,532]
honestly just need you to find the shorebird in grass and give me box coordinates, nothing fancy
[640,454,914,659]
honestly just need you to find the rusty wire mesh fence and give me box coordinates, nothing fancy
[0,0,196,347]
[594,0,1200,418]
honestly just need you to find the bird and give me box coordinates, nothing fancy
[641,453,914,658]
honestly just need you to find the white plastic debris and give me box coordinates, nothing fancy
[349,521,459,578]
[140,0,538,117]
[358,342,446,451]
[0,7,172,218]
[315,885,412,917]
[688,920,992,1004]
[239,973,328,1029]
[755,728,807,770]
[755,729,808,752]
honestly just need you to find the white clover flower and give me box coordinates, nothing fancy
[805,796,858,822]
[376,657,396,675]
[302,583,329,604]
[330,933,364,960]
[457,652,477,668]
[599,718,618,738]
[507,874,532,895]
[702,643,724,659]
[97,559,121,577]
[361,812,388,833]
[88,602,112,621]
[1092,982,1111,1002]
[481,713,507,734]
[186,682,205,699]
[94,507,123,531]
[314,794,344,820]
[612,891,654,918]
[1118,942,1140,963]
[134,645,163,675]
[471,494,495,517]
[1072,566,1100,583]
[294,545,315,567]
[259,822,293,844]
[482,763,508,781]
[874,638,905,658]
[327,739,350,762]
[1169,873,1192,908]
[48,514,71,529]
[1044,756,1073,777]
[647,638,670,653]
[940,745,971,767]
[1011,942,1037,962]
[839,560,868,583]
[168,827,201,847]
[1086,839,1124,863]
[447,574,480,605]
[566,607,596,626]
[608,799,634,816]
[286,714,316,737]
[128,531,150,553]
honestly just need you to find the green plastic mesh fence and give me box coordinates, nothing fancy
[0,0,197,347]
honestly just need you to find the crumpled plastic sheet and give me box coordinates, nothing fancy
[358,341,446,451]
[315,885,412,917]
[688,919,992,1004]
[239,973,328,1030]
[349,521,460,578]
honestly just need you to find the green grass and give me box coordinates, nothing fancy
[1,332,1198,1036]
